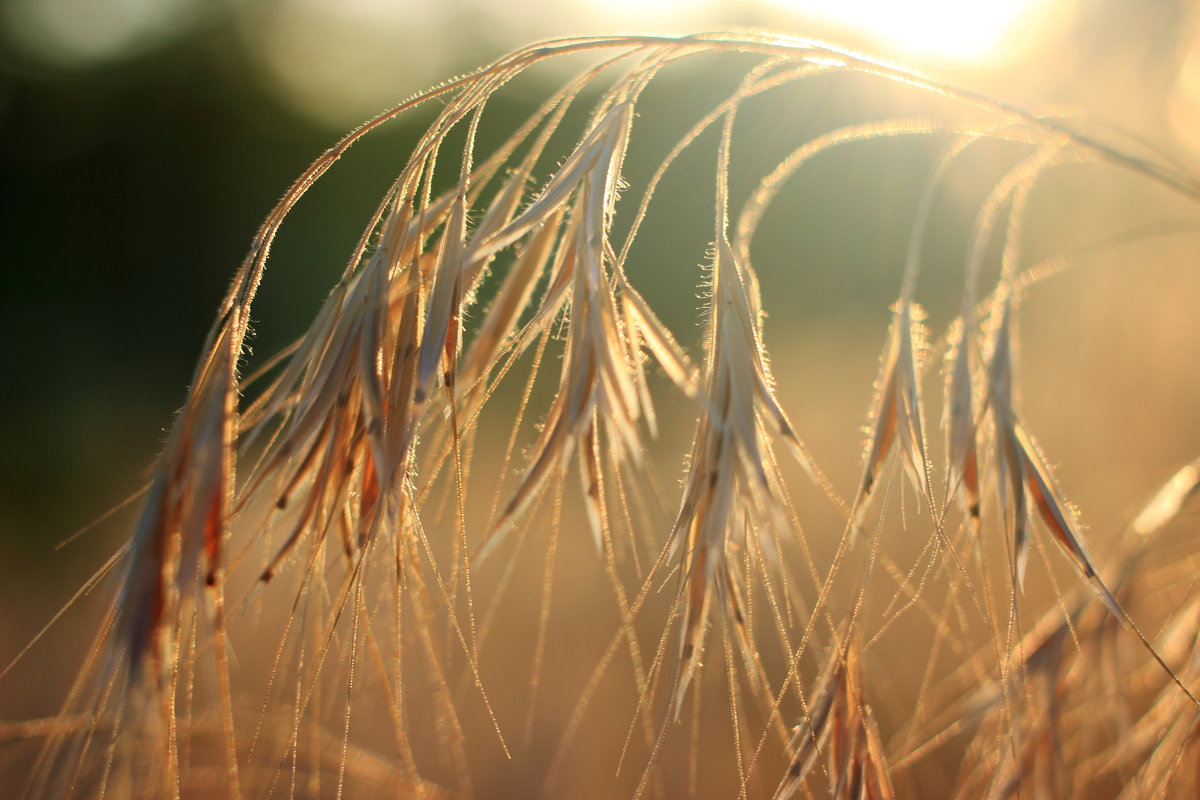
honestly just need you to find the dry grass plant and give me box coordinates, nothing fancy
[6,30,1200,799]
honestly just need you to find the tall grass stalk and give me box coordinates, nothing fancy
[6,30,1200,799]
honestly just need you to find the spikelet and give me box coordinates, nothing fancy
[944,317,982,533]
[983,293,1121,617]
[773,635,894,800]
[483,99,697,556]
[237,201,430,581]
[669,102,829,722]
[950,605,1077,800]
[1131,457,1200,539]
[114,318,238,685]
[669,235,803,718]
[25,314,245,800]
[482,102,637,549]
[1114,600,1200,799]
[945,140,1066,541]
[852,299,931,529]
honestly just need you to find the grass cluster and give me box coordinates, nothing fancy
[5,31,1200,799]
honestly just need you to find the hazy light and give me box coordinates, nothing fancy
[761,0,1049,64]
[239,0,450,128]
[227,0,1056,128]
[1,0,196,67]
[580,0,716,24]
[243,0,730,127]
[1169,13,1200,156]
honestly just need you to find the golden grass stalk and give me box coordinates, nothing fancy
[8,30,1200,800]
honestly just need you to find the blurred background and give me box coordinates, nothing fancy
[4,0,1200,793]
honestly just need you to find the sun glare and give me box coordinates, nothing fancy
[763,0,1052,64]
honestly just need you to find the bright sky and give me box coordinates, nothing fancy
[761,0,1050,64]
[2,0,1057,123]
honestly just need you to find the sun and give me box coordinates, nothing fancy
[761,0,1054,65]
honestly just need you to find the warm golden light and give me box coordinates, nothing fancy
[762,0,1051,64]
